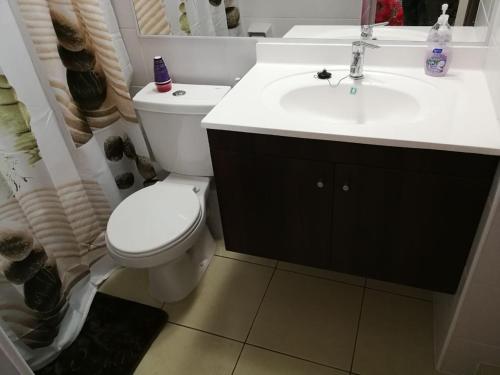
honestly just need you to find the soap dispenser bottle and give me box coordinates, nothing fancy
[425,4,452,77]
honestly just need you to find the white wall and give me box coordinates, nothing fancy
[435,4,500,374]
[239,0,360,37]
[435,167,500,375]
[111,0,258,94]
[112,0,493,94]
[484,0,500,120]
[474,0,495,40]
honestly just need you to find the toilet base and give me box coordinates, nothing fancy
[148,226,216,303]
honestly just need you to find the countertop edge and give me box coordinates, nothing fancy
[202,121,500,157]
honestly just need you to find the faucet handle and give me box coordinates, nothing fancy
[361,21,389,39]
[352,40,380,49]
[367,21,390,28]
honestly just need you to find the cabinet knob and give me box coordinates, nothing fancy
[342,184,350,192]
[316,181,325,189]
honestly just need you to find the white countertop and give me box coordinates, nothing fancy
[202,43,500,156]
[283,25,488,44]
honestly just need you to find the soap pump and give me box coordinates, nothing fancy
[425,3,452,77]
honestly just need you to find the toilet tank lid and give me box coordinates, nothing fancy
[133,83,231,115]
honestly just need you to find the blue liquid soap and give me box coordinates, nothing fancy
[425,3,452,77]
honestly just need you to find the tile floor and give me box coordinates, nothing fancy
[100,241,440,375]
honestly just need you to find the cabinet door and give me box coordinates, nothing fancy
[331,164,490,293]
[212,151,334,268]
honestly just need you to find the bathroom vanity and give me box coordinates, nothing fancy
[208,130,497,293]
[203,43,500,294]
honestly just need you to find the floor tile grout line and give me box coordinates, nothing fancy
[164,321,356,374]
[280,269,432,303]
[364,286,433,303]
[244,261,278,343]
[159,254,430,374]
[167,321,245,344]
[231,344,246,375]
[244,343,352,374]
[231,265,278,375]
[214,254,277,269]
[349,284,367,374]
[215,251,363,289]
[214,253,432,303]
[278,268,366,288]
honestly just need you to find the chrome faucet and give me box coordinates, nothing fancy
[360,0,389,39]
[350,40,380,80]
[351,0,388,80]
[351,0,387,79]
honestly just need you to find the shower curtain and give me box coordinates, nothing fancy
[0,0,156,369]
[134,0,243,36]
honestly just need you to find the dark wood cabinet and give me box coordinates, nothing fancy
[208,130,498,293]
[331,164,492,292]
[212,151,334,268]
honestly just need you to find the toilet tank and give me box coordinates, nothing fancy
[133,83,230,176]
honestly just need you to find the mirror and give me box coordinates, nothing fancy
[131,0,492,42]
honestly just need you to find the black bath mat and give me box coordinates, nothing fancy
[36,292,168,375]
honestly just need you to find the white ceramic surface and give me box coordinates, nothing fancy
[134,83,231,115]
[107,81,229,302]
[106,174,216,302]
[106,182,201,255]
[135,83,230,176]
[283,25,485,43]
[262,70,440,126]
[203,43,500,156]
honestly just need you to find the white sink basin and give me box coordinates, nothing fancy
[262,71,440,126]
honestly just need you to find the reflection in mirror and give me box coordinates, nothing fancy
[132,0,242,36]
[402,0,458,25]
[371,0,460,26]
[131,0,491,43]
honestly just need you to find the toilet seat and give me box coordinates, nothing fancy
[106,182,202,258]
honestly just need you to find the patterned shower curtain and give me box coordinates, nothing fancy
[17,0,158,202]
[134,0,243,36]
[0,0,156,369]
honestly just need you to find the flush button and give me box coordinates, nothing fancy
[173,90,186,96]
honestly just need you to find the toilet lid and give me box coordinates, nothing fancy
[106,183,201,255]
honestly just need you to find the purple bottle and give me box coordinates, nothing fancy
[153,56,172,92]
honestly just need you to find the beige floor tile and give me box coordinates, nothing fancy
[278,261,365,286]
[99,267,162,308]
[366,279,433,301]
[352,289,439,375]
[135,324,242,375]
[215,240,277,267]
[479,365,500,375]
[164,256,274,341]
[234,345,349,375]
[247,270,363,371]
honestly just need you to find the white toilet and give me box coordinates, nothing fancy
[105,83,230,303]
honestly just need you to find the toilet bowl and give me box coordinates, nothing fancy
[105,83,230,302]
[106,174,215,302]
